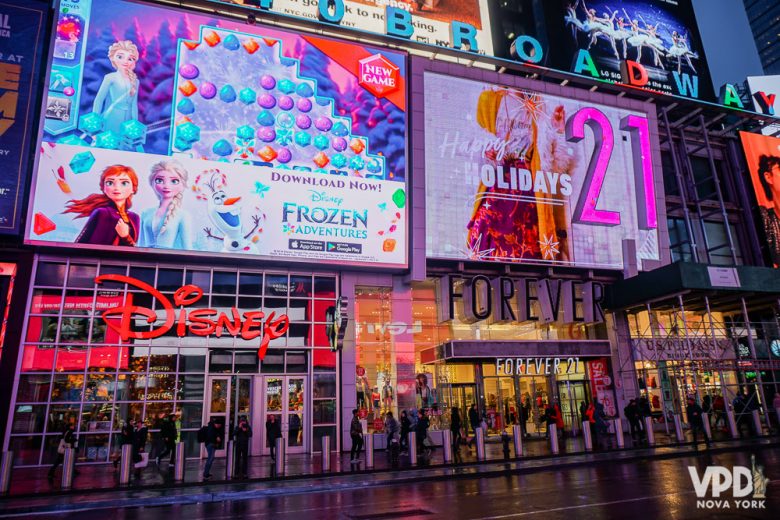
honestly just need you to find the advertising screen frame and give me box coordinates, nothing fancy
[24,0,409,270]
[410,57,669,273]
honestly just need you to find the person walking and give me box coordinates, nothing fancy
[48,424,77,481]
[733,391,748,437]
[234,415,252,478]
[687,397,711,449]
[624,399,643,439]
[450,407,463,449]
[385,412,400,466]
[713,394,726,430]
[553,400,565,437]
[416,409,431,459]
[399,410,411,454]
[203,418,223,480]
[156,414,178,465]
[544,401,556,438]
[467,403,479,447]
[350,408,364,463]
[265,414,281,462]
[585,401,597,446]
[520,396,530,438]
[114,418,135,468]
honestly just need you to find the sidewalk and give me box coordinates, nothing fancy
[0,429,777,516]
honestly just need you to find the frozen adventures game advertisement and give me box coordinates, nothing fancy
[28,0,407,268]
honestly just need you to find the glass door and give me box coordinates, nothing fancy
[206,376,229,456]
[261,376,307,455]
[557,381,589,432]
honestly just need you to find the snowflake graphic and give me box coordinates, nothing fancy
[538,234,560,260]
[459,234,496,260]
[254,182,270,198]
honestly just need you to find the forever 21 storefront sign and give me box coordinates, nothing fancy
[437,274,605,325]
[95,274,290,360]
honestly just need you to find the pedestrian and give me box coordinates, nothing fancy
[385,412,400,465]
[520,395,530,438]
[234,415,252,478]
[713,394,726,430]
[113,418,135,468]
[624,399,643,439]
[350,408,364,463]
[687,397,710,449]
[544,401,556,438]
[416,409,431,459]
[265,414,281,461]
[203,418,223,480]
[468,403,479,447]
[156,414,178,466]
[553,400,564,436]
[733,391,748,437]
[48,424,77,480]
[637,396,651,419]
[450,407,463,448]
[134,419,149,469]
[579,401,588,427]
[585,401,597,446]
[400,410,411,454]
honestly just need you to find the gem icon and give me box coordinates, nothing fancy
[243,39,260,54]
[331,153,347,168]
[178,80,197,97]
[223,34,240,51]
[236,125,255,140]
[278,95,294,111]
[69,151,96,174]
[295,115,311,129]
[392,188,406,208]
[277,79,295,94]
[219,84,237,103]
[258,145,278,162]
[239,88,257,105]
[260,75,276,90]
[349,156,365,170]
[200,82,217,99]
[33,213,56,235]
[314,117,332,132]
[213,139,233,156]
[294,131,311,147]
[78,112,104,135]
[257,127,276,142]
[179,63,199,80]
[177,98,195,115]
[256,110,275,127]
[313,152,330,168]
[94,131,120,150]
[313,135,329,150]
[332,137,347,152]
[204,31,221,47]
[258,94,276,108]
[277,147,292,163]
[349,138,365,154]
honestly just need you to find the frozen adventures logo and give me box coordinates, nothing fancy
[688,455,770,510]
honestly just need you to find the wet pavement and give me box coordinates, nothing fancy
[7,425,740,497]
[38,448,780,519]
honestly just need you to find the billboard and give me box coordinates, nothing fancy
[542,0,714,101]
[424,72,661,270]
[746,76,780,136]
[28,0,407,267]
[0,0,47,234]
[213,0,493,55]
[739,132,780,268]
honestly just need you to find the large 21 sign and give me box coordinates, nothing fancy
[566,108,656,230]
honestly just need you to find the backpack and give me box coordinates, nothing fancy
[197,425,209,443]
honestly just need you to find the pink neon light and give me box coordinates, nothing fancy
[565,107,620,226]
[620,115,658,230]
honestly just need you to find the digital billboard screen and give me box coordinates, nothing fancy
[424,71,661,270]
[543,0,714,100]
[213,0,493,55]
[0,0,47,234]
[27,0,407,268]
[739,131,780,268]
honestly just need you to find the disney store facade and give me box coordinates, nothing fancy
[6,256,341,466]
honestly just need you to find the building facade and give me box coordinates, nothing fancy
[1,0,780,468]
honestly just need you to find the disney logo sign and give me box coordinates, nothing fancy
[95,274,289,360]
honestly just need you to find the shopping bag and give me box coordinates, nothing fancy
[134,452,149,469]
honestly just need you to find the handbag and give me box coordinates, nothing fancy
[57,439,66,455]
[134,452,149,469]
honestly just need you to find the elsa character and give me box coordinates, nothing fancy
[139,161,193,250]
[93,40,140,135]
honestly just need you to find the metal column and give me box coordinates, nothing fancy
[582,421,593,451]
[408,432,417,465]
[644,416,655,445]
[174,443,185,481]
[442,429,453,463]
[274,437,285,475]
[614,418,625,448]
[475,427,486,460]
[61,448,75,489]
[549,424,559,454]
[0,452,12,495]
[225,440,234,480]
[364,433,374,468]
[119,444,132,485]
[740,297,772,431]
[673,414,685,443]
[512,425,524,457]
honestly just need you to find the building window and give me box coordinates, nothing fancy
[704,221,743,266]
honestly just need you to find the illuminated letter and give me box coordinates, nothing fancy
[318,0,345,24]
[719,84,744,108]
[451,21,478,52]
[386,7,413,39]
[753,91,776,116]
[620,114,657,229]
[565,107,620,226]
[97,274,174,340]
[672,71,699,98]
[620,60,648,87]
[510,35,543,64]
[572,49,600,78]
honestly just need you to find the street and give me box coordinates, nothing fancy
[48,449,779,519]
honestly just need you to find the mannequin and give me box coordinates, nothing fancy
[382,377,394,413]
[356,370,369,409]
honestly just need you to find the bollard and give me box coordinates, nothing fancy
[644,416,655,446]
[512,425,524,457]
[673,414,685,443]
[776,408,780,433]
[442,429,453,463]
[701,412,712,441]
[274,437,285,475]
[726,409,739,438]
[582,421,593,451]
[408,431,417,466]
[225,440,234,480]
[614,418,625,448]
[475,427,486,461]
[61,447,75,490]
[364,433,374,468]
[0,451,12,495]
[321,436,331,472]
[174,442,185,481]
[549,424,559,454]
[119,443,132,485]
[752,410,763,436]
[501,431,511,459]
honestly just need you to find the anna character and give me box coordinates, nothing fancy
[139,160,193,250]
[65,165,140,246]
[93,40,140,135]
